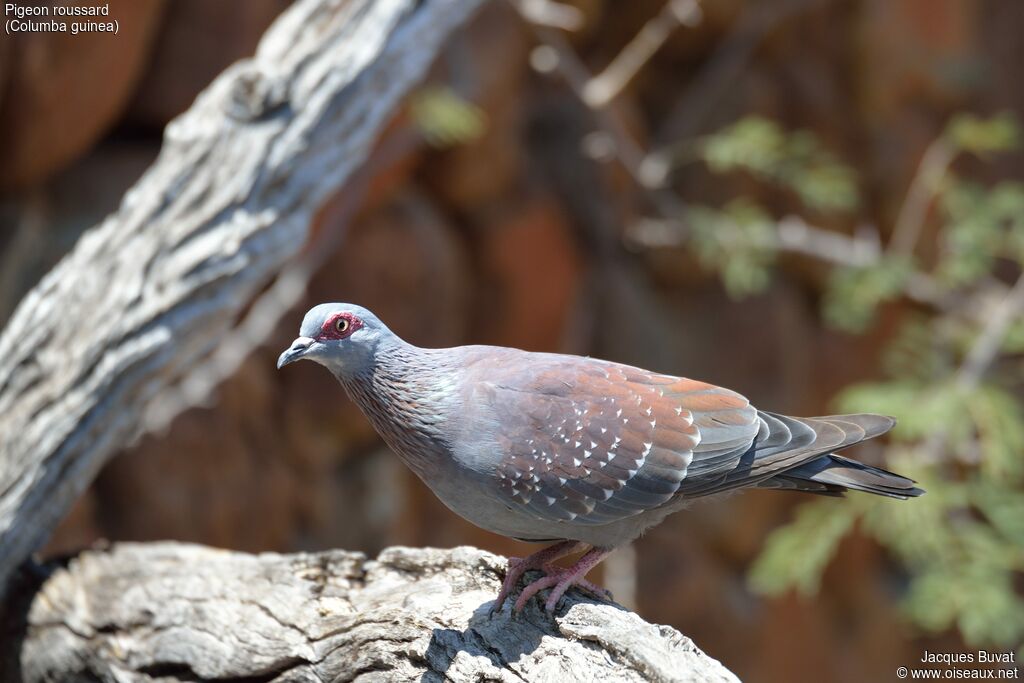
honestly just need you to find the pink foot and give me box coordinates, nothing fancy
[491,540,583,614]
[512,547,614,614]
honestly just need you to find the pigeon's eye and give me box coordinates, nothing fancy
[321,312,361,340]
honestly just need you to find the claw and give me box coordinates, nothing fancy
[491,540,583,615]
[542,568,612,613]
[489,556,524,616]
[508,547,615,615]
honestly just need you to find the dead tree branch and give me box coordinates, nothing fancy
[2,543,740,683]
[0,0,485,595]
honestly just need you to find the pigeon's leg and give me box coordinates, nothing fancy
[542,547,614,612]
[512,546,614,614]
[492,540,584,613]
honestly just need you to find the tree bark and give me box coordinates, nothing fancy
[0,0,485,595]
[2,543,740,682]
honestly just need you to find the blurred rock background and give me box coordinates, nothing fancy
[2,1,1022,681]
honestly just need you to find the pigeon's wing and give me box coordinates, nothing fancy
[482,356,758,526]
[479,353,909,526]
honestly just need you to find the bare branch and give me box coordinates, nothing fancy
[602,542,639,611]
[889,138,956,257]
[626,214,964,311]
[957,270,1024,388]
[626,214,878,266]
[527,25,650,182]
[773,216,881,267]
[582,0,702,108]
[525,0,974,322]
[514,0,584,30]
[655,0,836,144]
[523,18,698,233]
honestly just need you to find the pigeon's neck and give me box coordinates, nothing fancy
[338,340,458,478]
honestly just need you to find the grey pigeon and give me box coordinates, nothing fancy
[278,303,923,613]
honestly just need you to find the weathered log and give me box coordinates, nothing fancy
[2,543,740,682]
[0,0,485,594]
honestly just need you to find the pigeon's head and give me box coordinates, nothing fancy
[277,303,392,374]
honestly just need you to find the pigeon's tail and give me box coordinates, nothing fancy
[757,413,924,500]
[681,412,923,500]
[761,453,925,499]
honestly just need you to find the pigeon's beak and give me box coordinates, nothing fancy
[277,337,315,369]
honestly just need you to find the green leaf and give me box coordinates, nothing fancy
[905,560,1024,647]
[845,380,1024,481]
[946,112,1021,155]
[966,384,1024,482]
[1001,320,1024,354]
[702,117,784,173]
[687,200,776,297]
[937,179,1024,285]
[798,110,1024,652]
[836,381,974,448]
[700,117,859,213]
[971,480,1024,547]
[748,500,858,596]
[410,87,486,149]
[857,451,962,568]
[880,317,953,381]
[823,257,914,331]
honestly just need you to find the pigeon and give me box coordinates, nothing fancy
[278,303,923,614]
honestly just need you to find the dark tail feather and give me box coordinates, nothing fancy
[814,413,896,441]
[756,413,923,499]
[762,453,925,499]
[697,411,922,499]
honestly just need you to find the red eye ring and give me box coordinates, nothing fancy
[320,312,362,340]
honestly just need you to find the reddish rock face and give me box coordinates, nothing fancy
[476,197,583,353]
[0,1,164,190]
[127,0,291,126]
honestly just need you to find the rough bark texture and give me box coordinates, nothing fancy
[0,0,485,594]
[2,543,739,682]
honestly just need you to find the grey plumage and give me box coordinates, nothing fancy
[279,303,923,611]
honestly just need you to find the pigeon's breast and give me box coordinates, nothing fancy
[341,360,462,480]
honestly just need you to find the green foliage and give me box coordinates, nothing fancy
[738,112,1024,654]
[937,180,1024,285]
[973,480,1024,547]
[682,117,863,297]
[905,560,1024,646]
[823,257,913,331]
[1001,319,1024,354]
[945,112,1021,156]
[747,500,858,596]
[838,373,1024,482]
[837,379,973,447]
[859,466,1024,647]
[799,376,1024,647]
[410,87,486,148]
[968,384,1024,481]
[879,316,952,381]
[687,200,776,297]
[701,116,859,213]
[856,451,962,567]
